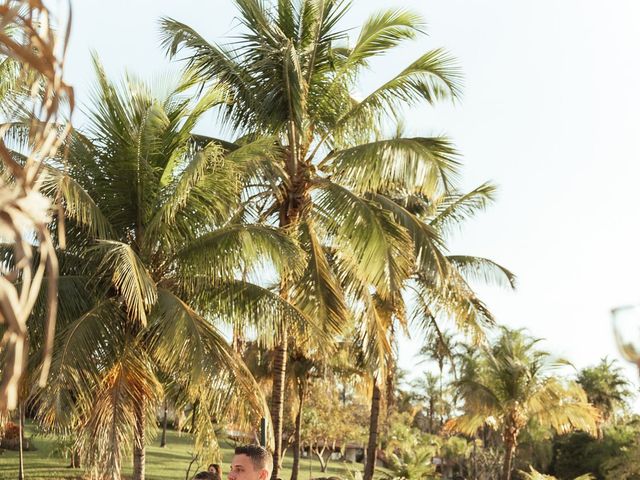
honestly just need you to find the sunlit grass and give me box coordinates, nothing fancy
[0,424,365,480]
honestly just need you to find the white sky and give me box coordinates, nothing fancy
[57,0,640,399]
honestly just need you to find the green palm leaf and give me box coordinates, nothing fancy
[430,182,497,232]
[147,140,239,248]
[187,278,329,350]
[290,221,348,336]
[322,136,460,195]
[312,179,413,298]
[90,241,157,326]
[176,223,305,281]
[148,289,265,413]
[41,168,114,239]
[368,193,447,278]
[160,18,259,131]
[335,48,462,130]
[34,299,125,431]
[447,255,516,289]
[343,9,424,70]
[148,289,269,446]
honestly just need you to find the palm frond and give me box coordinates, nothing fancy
[410,272,494,340]
[444,413,495,437]
[186,278,329,350]
[312,179,414,298]
[90,241,157,326]
[33,299,126,431]
[353,293,395,375]
[447,255,516,289]
[334,48,462,131]
[41,168,113,239]
[289,221,348,336]
[79,345,162,479]
[343,9,424,70]
[322,136,460,196]
[429,182,497,232]
[148,289,269,446]
[176,224,305,282]
[528,379,598,435]
[159,18,258,131]
[147,140,239,249]
[368,193,448,279]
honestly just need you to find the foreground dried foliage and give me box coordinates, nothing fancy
[0,0,72,410]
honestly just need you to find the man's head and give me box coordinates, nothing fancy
[194,472,217,480]
[228,445,273,480]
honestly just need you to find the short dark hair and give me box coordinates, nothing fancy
[234,445,273,476]
[194,472,217,480]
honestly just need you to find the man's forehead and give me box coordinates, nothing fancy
[232,454,255,469]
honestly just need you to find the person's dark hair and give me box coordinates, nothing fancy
[194,472,217,480]
[208,464,222,477]
[234,445,273,475]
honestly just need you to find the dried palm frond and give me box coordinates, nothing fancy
[0,0,73,411]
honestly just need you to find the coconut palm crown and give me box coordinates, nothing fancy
[31,57,308,480]
[161,1,476,474]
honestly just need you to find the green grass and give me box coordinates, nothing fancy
[0,425,365,480]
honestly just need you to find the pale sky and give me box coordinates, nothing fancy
[57,1,640,398]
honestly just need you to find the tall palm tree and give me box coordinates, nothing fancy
[161,2,466,476]
[448,328,599,480]
[31,58,308,480]
[354,182,516,480]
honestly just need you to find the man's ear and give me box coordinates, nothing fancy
[258,469,269,480]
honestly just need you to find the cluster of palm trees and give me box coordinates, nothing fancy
[2,2,599,480]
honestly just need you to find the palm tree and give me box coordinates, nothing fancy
[161,2,466,476]
[411,373,442,434]
[353,182,517,480]
[448,328,599,480]
[31,58,307,480]
[419,330,458,426]
[576,358,632,428]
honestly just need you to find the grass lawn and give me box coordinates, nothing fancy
[0,424,366,480]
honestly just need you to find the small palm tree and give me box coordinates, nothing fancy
[576,358,632,428]
[448,328,599,480]
[411,373,444,434]
[32,58,305,480]
[419,330,458,426]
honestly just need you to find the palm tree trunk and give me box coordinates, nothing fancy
[271,328,288,480]
[428,398,434,433]
[364,382,381,480]
[385,367,395,418]
[472,436,478,480]
[18,402,24,480]
[133,403,146,480]
[290,382,305,480]
[439,362,444,427]
[160,398,168,448]
[500,430,517,480]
